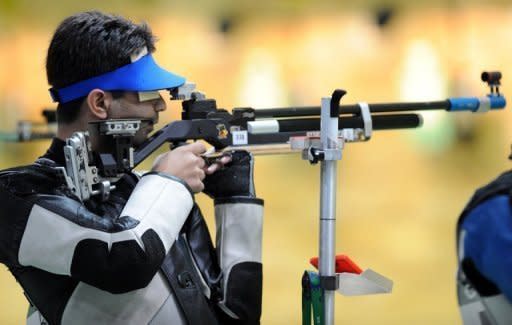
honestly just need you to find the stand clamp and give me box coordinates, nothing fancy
[320,275,339,291]
[339,102,372,142]
[307,147,342,164]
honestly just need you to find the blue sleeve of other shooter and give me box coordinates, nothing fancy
[461,194,512,302]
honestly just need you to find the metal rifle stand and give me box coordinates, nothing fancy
[299,89,392,325]
[317,90,344,325]
[298,89,345,325]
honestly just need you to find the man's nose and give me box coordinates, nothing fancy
[154,96,166,112]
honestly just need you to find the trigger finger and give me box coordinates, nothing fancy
[219,155,232,165]
[206,163,221,175]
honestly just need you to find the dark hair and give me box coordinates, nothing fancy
[46,11,156,124]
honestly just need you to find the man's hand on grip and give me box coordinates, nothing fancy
[151,142,207,193]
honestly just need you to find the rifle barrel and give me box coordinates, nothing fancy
[252,101,449,118]
[250,95,506,118]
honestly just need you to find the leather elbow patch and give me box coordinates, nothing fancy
[224,262,262,323]
[70,229,165,294]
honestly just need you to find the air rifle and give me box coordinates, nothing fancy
[54,71,506,325]
[57,71,504,202]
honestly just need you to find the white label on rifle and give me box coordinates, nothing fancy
[307,131,344,137]
[232,130,248,145]
[306,131,320,137]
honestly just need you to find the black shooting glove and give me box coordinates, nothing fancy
[204,150,263,323]
[203,150,256,199]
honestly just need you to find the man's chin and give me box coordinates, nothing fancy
[132,131,149,148]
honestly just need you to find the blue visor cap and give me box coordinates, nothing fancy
[49,54,186,103]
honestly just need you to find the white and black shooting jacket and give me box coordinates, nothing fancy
[0,138,263,325]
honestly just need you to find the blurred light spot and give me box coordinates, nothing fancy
[238,48,287,107]
[400,40,454,153]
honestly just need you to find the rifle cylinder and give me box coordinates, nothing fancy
[248,114,422,134]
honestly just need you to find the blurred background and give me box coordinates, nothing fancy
[1,0,512,324]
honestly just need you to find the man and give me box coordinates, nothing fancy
[0,11,263,325]
[456,170,512,324]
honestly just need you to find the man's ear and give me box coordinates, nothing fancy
[86,89,113,119]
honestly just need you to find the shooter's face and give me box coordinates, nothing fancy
[108,91,166,146]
